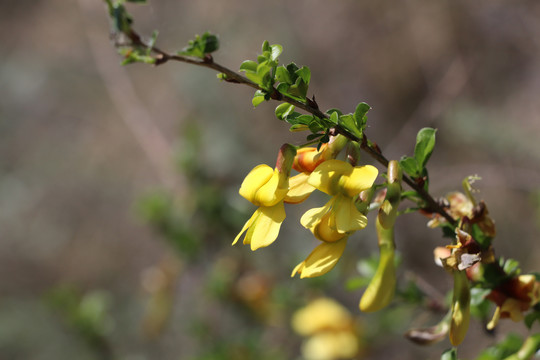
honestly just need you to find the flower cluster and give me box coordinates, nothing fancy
[233,136,379,278]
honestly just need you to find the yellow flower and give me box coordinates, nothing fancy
[292,160,378,278]
[292,297,360,360]
[284,172,316,204]
[233,144,296,251]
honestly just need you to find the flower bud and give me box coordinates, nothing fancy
[449,270,471,346]
[359,218,396,312]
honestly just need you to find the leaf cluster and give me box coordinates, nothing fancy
[179,32,219,59]
[400,128,437,187]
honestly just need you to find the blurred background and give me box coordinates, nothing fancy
[1,0,540,359]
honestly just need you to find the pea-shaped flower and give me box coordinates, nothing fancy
[292,160,378,278]
[233,144,296,251]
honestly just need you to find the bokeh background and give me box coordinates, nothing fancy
[1,0,540,359]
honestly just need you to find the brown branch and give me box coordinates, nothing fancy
[123,28,456,225]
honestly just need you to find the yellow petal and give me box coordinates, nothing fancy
[300,201,332,230]
[291,298,353,335]
[255,169,288,206]
[343,165,379,197]
[313,212,347,242]
[239,164,274,203]
[245,202,286,250]
[302,332,359,360]
[501,298,525,322]
[308,160,353,195]
[333,196,368,233]
[232,209,259,245]
[284,172,316,204]
[291,239,348,278]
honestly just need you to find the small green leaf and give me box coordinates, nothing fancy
[202,33,219,53]
[338,114,362,139]
[329,111,339,125]
[326,108,343,116]
[275,66,292,84]
[414,127,437,169]
[354,102,370,131]
[252,90,266,107]
[308,120,324,133]
[270,44,283,61]
[399,156,420,178]
[502,258,521,277]
[295,66,311,85]
[275,103,295,120]
[525,311,540,329]
[239,60,258,72]
[289,124,309,132]
[307,133,323,141]
[179,32,219,58]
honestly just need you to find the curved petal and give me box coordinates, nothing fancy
[343,165,379,197]
[300,200,333,230]
[255,169,288,206]
[232,210,259,245]
[239,165,274,203]
[285,172,316,204]
[308,160,353,195]
[291,239,348,278]
[313,212,347,242]
[246,202,286,250]
[333,196,368,233]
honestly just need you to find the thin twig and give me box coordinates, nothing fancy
[123,28,456,225]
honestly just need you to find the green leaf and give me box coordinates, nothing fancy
[440,348,458,360]
[338,114,363,139]
[326,108,343,116]
[261,40,270,53]
[502,258,521,277]
[308,120,324,133]
[270,44,283,62]
[202,33,219,53]
[111,4,133,33]
[295,66,311,85]
[414,127,437,169]
[329,111,339,125]
[469,223,493,249]
[275,66,292,84]
[399,156,420,178]
[239,61,258,72]
[307,133,323,141]
[252,90,266,107]
[354,102,370,132]
[275,103,295,120]
[289,124,309,132]
[525,311,540,329]
[179,32,219,58]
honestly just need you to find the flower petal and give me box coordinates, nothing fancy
[284,172,316,204]
[254,169,286,206]
[343,165,379,197]
[239,164,274,203]
[333,196,368,233]
[291,239,348,278]
[232,209,259,245]
[245,202,286,250]
[308,160,353,195]
[300,201,332,230]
